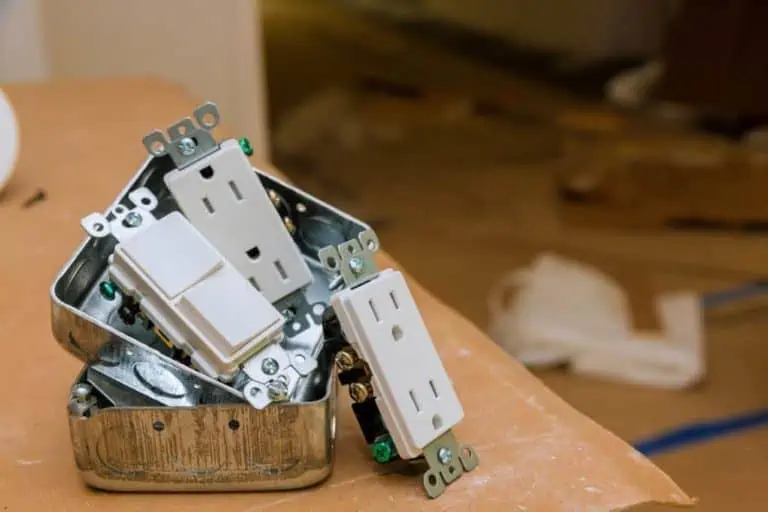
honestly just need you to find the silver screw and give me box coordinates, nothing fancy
[437,447,453,465]
[261,357,279,375]
[349,257,365,275]
[266,379,289,401]
[177,137,197,156]
[72,383,92,403]
[123,211,143,228]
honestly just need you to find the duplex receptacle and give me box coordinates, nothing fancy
[164,139,313,303]
[332,269,464,459]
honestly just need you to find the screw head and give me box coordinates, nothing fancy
[239,137,254,157]
[437,447,453,465]
[283,216,296,235]
[266,379,289,401]
[261,357,279,376]
[349,382,370,403]
[122,211,143,228]
[372,436,395,464]
[335,350,356,372]
[349,256,365,275]
[72,383,92,403]
[99,280,117,301]
[177,137,197,156]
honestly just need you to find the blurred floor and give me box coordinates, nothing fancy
[262,1,768,510]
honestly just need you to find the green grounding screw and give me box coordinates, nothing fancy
[239,137,254,157]
[99,281,117,301]
[371,435,397,464]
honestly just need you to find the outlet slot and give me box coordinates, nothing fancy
[202,197,214,214]
[392,324,404,341]
[199,166,214,180]
[432,414,443,430]
[274,260,288,281]
[369,299,380,322]
[228,180,243,201]
[248,277,261,291]
[429,379,439,398]
[409,389,421,412]
[390,290,399,309]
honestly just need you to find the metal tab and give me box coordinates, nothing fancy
[421,430,479,499]
[318,229,380,289]
[142,102,220,168]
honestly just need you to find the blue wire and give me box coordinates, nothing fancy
[701,280,768,309]
[633,409,768,456]
[628,282,768,456]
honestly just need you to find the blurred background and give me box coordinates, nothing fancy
[3,0,768,509]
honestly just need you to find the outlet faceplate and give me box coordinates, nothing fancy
[164,139,313,303]
[332,269,463,459]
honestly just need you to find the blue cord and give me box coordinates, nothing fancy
[701,280,768,309]
[634,409,768,456]
[629,282,768,456]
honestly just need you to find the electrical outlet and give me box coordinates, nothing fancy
[164,139,313,303]
[108,212,285,381]
[331,269,463,459]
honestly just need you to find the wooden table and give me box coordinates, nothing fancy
[0,78,689,511]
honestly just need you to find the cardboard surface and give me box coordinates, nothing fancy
[0,78,691,511]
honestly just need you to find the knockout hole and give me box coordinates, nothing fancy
[141,197,152,206]
[428,474,438,486]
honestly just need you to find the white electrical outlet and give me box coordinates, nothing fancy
[331,269,464,459]
[164,139,313,303]
[108,212,285,381]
